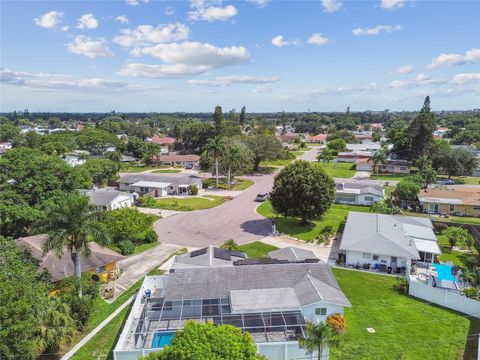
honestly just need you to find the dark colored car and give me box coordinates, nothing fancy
[255,193,269,202]
[437,179,455,185]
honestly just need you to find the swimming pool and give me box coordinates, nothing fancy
[151,331,176,348]
[433,263,458,283]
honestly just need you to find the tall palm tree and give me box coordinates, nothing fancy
[371,149,387,174]
[42,192,109,297]
[299,322,340,360]
[203,136,226,187]
[224,144,244,189]
[317,149,335,167]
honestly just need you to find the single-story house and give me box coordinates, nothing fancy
[149,136,176,147]
[118,173,202,197]
[335,182,384,205]
[355,158,372,172]
[340,212,441,272]
[375,159,411,174]
[418,187,480,217]
[64,150,90,167]
[150,154,200,168]
[78,188,135,211]
[276,133,304,143]
[353,131,373,142]
[16,234,125,282]
[305,134,327,144]
[337,150,373,163]
[113,249,351,360]
[120,155,138,163]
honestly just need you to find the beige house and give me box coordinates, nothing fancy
[418,186,480,217]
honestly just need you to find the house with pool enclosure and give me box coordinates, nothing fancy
[113,247,351,360]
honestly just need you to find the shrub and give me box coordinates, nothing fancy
[139,196,156,207]
[393,277,409,295]
[142,228,158,243]
[433,222,448,234]
[221,239,240,251]
[326,314,347,334]
[462,287,479,300]
[370,202,402,215]
[118,239,135,255]
[317,225,334,244]
[190,184,199,195]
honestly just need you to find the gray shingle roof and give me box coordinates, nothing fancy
[335,182,384,197]
[340,212,436,259]
[119,173,202,187]
[173,245,246,268]
[268,247,318,262]
[164,262,351,307]
[78,189,133,207]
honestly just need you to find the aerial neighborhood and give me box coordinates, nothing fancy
[1,1,480,360]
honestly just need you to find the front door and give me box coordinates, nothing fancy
[428,203,439,213]
[390,256,397,268]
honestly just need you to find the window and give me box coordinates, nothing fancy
[164,301,172,311]
[140,187,149,192]
[96,265,105,273]
[363,252,371,259]
[400,166,407,170]
[335,193,357,203]
[364,196,374,202]
[449,204,455,212]
[474,206,480,210]
[315,308,327,316]
[372,255,379,261]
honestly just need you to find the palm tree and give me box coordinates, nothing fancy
[42,192,109,297]
[299,322,341,360]
[317,149,334,167]
[224,144,244,189]
[203,136,226,187]
[371,149,387,174]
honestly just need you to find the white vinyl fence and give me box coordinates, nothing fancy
[409,277,480,318]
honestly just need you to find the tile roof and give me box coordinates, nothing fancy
[150,136,176,145]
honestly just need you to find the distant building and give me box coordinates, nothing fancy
[418,186,480,217]
[118,173,202,197]
[305,134,327,144]
[335,182,384,206]
[149,136,176,147]
[150,154,200,169]
[64,150,90,167]
[337,150,372,163]
[78,188,135,211]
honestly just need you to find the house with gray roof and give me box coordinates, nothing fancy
[339,212,441,273]
[335,181,384,206]
[113,252,351,360]
[171,245,247,270]
[118,173,202,197]
[79,188,135,211]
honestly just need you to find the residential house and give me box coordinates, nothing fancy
[418,186,480,217]
[337,150,372,163]
[78,188,135,211]
[0,141,12,156]
[172,245,247,270]
[355,158,373,172]
[433,127,449,139]
[339,212,441,272]
[16,234,125,283]
[149,136,176,154]
[353,131,373,142]
[150,154,200,169]
[113,247,351,360]
[305,134,327,144]
[276,133,304,143]
[375,159,410,174]
[268,247,318,262]
[335,182,384,206]
[64,150,90,167]
[118,173,202,197]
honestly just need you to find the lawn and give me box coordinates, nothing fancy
[313,162,356,178]
[152,169,182,173]
[150,195,226,211]
[369,173,411,181]
[122,166,158,173]
[437,175,480,185]
[436,234,478,267]
[260,158,294,166]
[238,241,279,259]
[203,177,254,191]
[331,268,479,360]
[257,201,369,241]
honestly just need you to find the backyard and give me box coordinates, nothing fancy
[148,195,226,211]
[257,201,369,241]
[313,162,356,178]
[331,268,479,360]
[436,234,478,267]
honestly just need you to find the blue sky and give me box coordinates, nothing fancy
[1,0,479,112]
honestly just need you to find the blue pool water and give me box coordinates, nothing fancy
[433,264,458,283]
[151,331,176,348]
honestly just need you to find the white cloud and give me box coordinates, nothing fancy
[116,15,129,24]
[126,0,149,6]
[76,13,99,30]
[189,0,237,22]
[165,6,175,15]
[253,86,273,93]
[391,65,414,74]
[271,35,297,47]
[307,33,332,46]
[119,41,250,78]
[61,25,69,32]
[0,68,139,92]
[427,48,480,69]
[415,73,430,82]
[380,0,405,10]
[113,23,190,48]
[322,0,343,13]
[452,73,480,85]
[189,74,280,86]
[352,24,402,36]
[66,36,114,59]
[34,11,64,29]
[247,0,269,8]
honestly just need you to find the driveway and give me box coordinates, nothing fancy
[154,147,323,247]
[260,236,332,262]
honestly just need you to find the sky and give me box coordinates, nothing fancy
[0,0,479,112]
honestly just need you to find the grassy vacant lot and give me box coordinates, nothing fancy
[257,201,369,241]
[151,195,225,211]
[331,268,479,360]
[238,241,279,259]
[203,177,254,191]
[152,169,182,173]
[369,173,411,181]
[313,162,356,178]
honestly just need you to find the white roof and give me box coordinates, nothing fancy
[229,288,301,313]
[414,239,441,255]
[418,197,463,205]
[403,224,437,241]
[131,181,170,188]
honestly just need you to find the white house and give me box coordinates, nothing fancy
[339,212,441,273]
[113,247,351,360]
[65,150,90,167]
[78,188,135,211]
[335,182,384,206]
[118,173,202,197]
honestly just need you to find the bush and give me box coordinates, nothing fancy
[370,202,402,215]
[433,222,448,234]
[326,314,347,334]
[393,277,409,295]
[118,240,135,255]
[462,287,479,300]
[139,196,156,207]
[142,228,158,243]
[190,184,199,195]
[221,239,240,251]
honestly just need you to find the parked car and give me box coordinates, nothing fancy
[255,193,269,202]
[437,179,456,185]
[185,163,193,169]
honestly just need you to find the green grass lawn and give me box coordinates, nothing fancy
[260,158,294,166]
[132,241,159,255]
[151,195,225,211]
[436,234,478,266]
[437,175,480,185]
[238,241,279,259]
[203,177,254,191]
[331,268,479,360]
[369,173,411,181]
[123,166,158,173]
[151,169,182,173]
[313,162,356,178]
[257,201,369,241]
